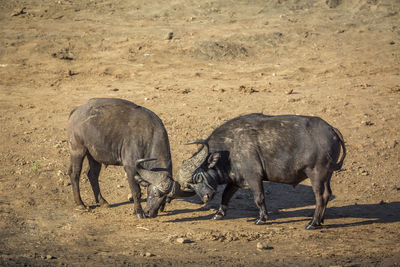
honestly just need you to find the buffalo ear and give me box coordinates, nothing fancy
[134,175,150,187]
[207,152,220,168]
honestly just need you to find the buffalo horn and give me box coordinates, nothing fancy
[168,181,196,198]
[176,140,209,188]
[135,158,169,188]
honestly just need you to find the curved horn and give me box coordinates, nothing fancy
[176,140,209,188]
[167,181,196,198]
[136,158,168,186]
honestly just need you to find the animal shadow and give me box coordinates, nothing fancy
[168,182,400,228]
[166,182,315,222]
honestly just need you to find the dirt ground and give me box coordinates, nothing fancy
[1,0,400,266]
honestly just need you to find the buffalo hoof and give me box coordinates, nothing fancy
[305,223,322,230]
[75,205,90,212]
[135,210,146,219]
[212,213,224,220]
[254,218,267,225]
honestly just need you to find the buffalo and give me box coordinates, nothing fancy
[177,114,346,229]
[67,98,192,218]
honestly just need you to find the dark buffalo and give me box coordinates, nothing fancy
[67,98,191,218]
[177,114,346,229]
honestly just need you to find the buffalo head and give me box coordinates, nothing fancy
[176,140,220,203]
[136,158,194,218]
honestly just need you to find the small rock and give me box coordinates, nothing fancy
[176,237,192,244]
[285,89,293,95]
[45,255,55,260]
[117,184,124,188]
[11,7,26,16]
[392,140,398,148]
[379,200,386,205]
[256,242,265,250]
[257,242,273,250]
[144,97,149,101]
[68,70,78,76]
[167,32,174,40]
[326,0,341,8]
[238,85,258,94]
[361,120,374,126]
[128,194,133,202]
[52,48,74,60]
[145,252,155,257]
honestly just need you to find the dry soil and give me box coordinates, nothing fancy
[0,0,400,266]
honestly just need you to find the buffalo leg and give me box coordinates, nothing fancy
[68,148,86,210]
[124,167,145,219]
[307,180,324,229]
[86,154,109,207]
[213,183,239,220]
[248,179,268,225]
[321,173,333,223]
[306,169,331,230]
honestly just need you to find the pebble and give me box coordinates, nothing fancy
[361,120,374,126]
[256,242,273,250]
[326,0,341,8]
[128,194,133,202]
[285,89,293,95]
[176,237,192,244]
[11,7,26,17]
[144,252,154,257]
[392,140,398,148]
[41,255,55,260]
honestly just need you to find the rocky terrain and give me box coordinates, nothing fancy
[0,0,399,266]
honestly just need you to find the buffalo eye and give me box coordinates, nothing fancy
[193,173,204,183]
[149,186,162,198]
